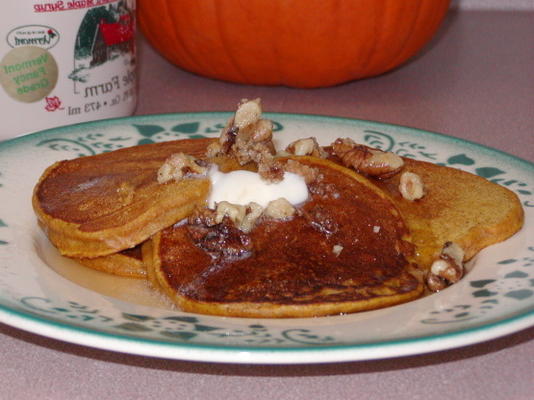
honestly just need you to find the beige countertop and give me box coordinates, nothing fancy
[1,9,533,400]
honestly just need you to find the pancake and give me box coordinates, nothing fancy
[144,157,424,318]
[74,244,146,278]
[33,138,213,258]
[369,158,524,269]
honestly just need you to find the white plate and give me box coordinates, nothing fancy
[0,113,532,364]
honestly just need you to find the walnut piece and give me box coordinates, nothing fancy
[240,203,264,233]
[285,137,327,158]
[210,98,283,182]
[254,146,284,183]
[187,218,252,262]
[332,244,343,257]
[213,201,264,234]
[206,141,223,158]
[442,241,464,264]
[187,196,299,260]
[234,98,262,129]
[250,118,273,143]
[215,201,247,226]
[204,196,297,233]
[331,138,404,178]
[263,198,296,219]
[399,171,425,201]
[218,202,269,232]
[426,242,465,292]
[157,153,207,183]
[188,206,218,227]
[283,159,320,184]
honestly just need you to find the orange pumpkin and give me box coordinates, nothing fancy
[138,0,451,88]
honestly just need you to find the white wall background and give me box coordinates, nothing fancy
[451,0,534,10]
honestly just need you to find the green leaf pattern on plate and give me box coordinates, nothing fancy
[18,296,335,345]
[37,133,132,156]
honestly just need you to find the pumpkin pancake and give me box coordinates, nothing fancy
[33,138,213,258]
[144,157,424,318]
[363,158,523,269]
[74,244,146,278]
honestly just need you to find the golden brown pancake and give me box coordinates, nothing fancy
[144,157,424,318]
[74,244,146,278]
[33,138,213,258]
[371,158,524,268]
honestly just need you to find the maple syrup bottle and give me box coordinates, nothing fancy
[0,0,137,140]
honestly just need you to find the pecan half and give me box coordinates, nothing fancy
[331,138,404,178]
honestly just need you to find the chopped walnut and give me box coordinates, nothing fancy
[426,242,465,292]
[233,123,277,166]
[217,99,273,159]
[217,123,239,155]
[442,241,464,264]
[331,138,404,178]
[399,171,425,201]
[426,273,447,292]
[157,153,207,183]
[332,244,343,257]
[284,159,320,184]
[264,198,296,219]
[206,141,223,158]
[213,201,265,233]
[188,207,218,227]
[285,137,328,158]
[251,119,274,143]
[257,157,285,182]
[210,98,282,182]
[192,196,298,236]
[240,202,264,233]
[215,201,247,226]
[187,219,252,262]
[234,98,262,129]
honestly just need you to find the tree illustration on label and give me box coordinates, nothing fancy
[69,1,135,101]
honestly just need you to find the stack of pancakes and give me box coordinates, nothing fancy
[33,136,523,318]
[33,138,213,278]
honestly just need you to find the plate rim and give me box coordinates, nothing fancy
[2,111,533,170]
[1,297,533,364]
[0,111,532,364]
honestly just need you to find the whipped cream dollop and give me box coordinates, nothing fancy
[207,167,308,209]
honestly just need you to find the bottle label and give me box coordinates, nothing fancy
[0,0,137,139]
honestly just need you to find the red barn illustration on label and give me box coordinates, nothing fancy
[70,1,136,93]
[91,14,134,66]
